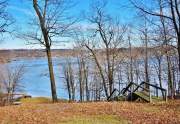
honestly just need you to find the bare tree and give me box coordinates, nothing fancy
[153,47,165,98]
[77,57,85,102]
[90,65,103,101]
[0,0,14,105]
[81,1,126,100]
[78,55,90,101]
[149,0,175,98]
[137,16,150,89]
[130,0,180,71]
[23,0,76,102]
[63,59,75,101]
[76,54,89,102]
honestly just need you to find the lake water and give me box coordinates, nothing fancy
[2,57,79,99]
[1,56,172,99]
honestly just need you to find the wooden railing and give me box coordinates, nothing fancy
[111,81,167,102]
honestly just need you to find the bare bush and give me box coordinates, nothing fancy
[0,64,25,105]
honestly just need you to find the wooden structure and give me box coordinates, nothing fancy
[108,82,167,103]
[0,93,31,106]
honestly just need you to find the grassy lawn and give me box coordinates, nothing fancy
[0,98,179,124]
[59,115,130,124]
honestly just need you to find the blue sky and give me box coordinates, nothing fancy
[0,0,136,49]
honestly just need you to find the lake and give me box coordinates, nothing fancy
[0,56,171,99]
[1,57,79,99]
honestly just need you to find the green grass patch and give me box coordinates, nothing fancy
[142,106,161,113]
[59,115,130,124]
[151,96,164,102]
[20,97,51,104]
[19,97,69,104]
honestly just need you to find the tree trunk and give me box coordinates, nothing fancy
[118,66,122,92]
[172,65,176,98]
[70,75,75,101]
[65,69,71,101]
[33,0,58,102]
[78,59,83,102]
[46,48,58,102]
[178,35,180,71]
[129,36,133,83]
[144,29,149,89]
[85,66,89,101]
[85,45,109,100]
[135,60,140,84]
[79,79,83,102]
[167,53,173,99]
[157,58,165,98]
[106,47,113,95]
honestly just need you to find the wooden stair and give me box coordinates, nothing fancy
[120,82,167,103]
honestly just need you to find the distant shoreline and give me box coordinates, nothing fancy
[0,49,77,63]
[0,46,176,63]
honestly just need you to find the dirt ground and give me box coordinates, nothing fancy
[0,100,180,124]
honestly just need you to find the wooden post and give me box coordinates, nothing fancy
[165,90,167,102]
[149,86,152,103]
[156,83,158,97]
